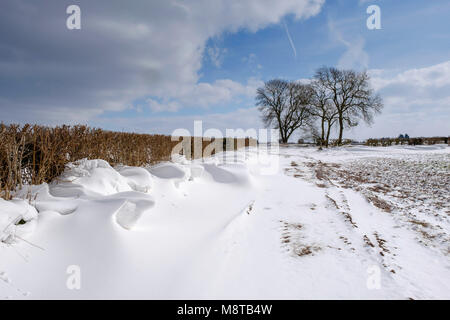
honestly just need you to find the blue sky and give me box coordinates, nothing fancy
[1,0,449,139]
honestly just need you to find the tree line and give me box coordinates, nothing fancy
[366,136,448,147]
[256,66,383,146]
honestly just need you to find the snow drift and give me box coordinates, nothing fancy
[1,145,449,300]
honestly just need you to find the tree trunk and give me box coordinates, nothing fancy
[326,121,332,148]
[279,127,287,144]
[277,118,286,144]
[285,129,294,144]
[337,116,344,145]
[320,118,325,147]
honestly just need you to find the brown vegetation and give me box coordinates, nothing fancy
[0,124,256,200]
[366,136,448,147]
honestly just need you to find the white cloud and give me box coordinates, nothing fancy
[337,37,369,70]
[369,61,450,91]
[92,60,450,141]
[148,78,264,112]
[147,99,181,113]
[207,46,227,68]
[0,0,325,124]
[348,61,450,139]
[242,53,263,73]
[328,18,369,70]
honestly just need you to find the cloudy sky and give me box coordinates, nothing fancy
[1,0,449,139]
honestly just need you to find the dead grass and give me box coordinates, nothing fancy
[341,211,358,228]
[280,220,320,257]
[0,123,255,199]
[374,232,390,256]
[315,183,327,188]
[325,195,339,210]
[409,220,431,228]
[294,245,321,257]
[365,195,393,213]
[315,164,327,181]
[363,235,375,248]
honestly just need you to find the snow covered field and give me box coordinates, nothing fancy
[1,144,449,300]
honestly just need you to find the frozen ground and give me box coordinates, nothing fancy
[0,144,449,299]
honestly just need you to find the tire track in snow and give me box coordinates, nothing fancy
[283,149,450,299]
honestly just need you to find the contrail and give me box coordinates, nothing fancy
[283,20,297,58]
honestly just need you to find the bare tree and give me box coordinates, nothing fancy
[256,80,312,143]
[314,67,383,145]
[308,80,338,148]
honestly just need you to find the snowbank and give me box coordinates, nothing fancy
[51,159,134,197]
[0,199,38,244]
[1,145,449,299]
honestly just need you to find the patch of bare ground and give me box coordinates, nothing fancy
[374,232,390,256]
[315,165,326,181]
[363,233,398,273]
[339,235,353,248]
[314,161,340,181]
[373,232,398,273]
[341,211,358,228]
[408,220,450,254]
[325,195,339,209]
[419,230,436,241]
[409,219,430,228]
[331,156,449,215]
[293,245,321,257]
[284,166,305,179]
[315,183,327,188]
[311,154,449,253]
[305,162,315,168]
[325,194,358,228]
[285,153,449,254]
[285,160,341,188]
[363,235,375,248]
[279,220,321,257]
[365,194,392,213]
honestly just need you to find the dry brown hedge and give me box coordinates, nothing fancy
[366,137,449,147]
[0,124,256,200]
